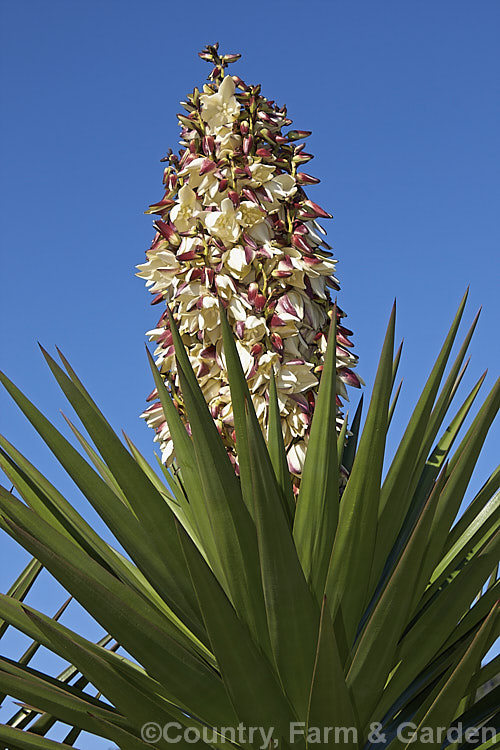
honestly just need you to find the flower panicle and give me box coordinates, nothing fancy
[137,45,362,482]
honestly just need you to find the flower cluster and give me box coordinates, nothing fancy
[137,43,361,479]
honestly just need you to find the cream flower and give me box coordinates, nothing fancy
[200,75,240,131]
[204,198,241,244]
[179,157,222,203]
[170,185,202,232]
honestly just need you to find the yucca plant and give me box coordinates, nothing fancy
[0,44,498,750]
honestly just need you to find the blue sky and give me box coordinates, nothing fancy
[0,1,499,745]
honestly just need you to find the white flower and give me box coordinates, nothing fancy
[179,157,222,203]
[200,75,240,131]
[264,173,297,208]
[276,361,318,394]
[224,246,251,278]
[170,185,202,232]
[204,198,241,245]
[248,163,275,186]
[242,315,268,344]
[287,441,307,475]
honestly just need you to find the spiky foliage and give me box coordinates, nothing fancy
[137,44,361,478]
[0,290,498,749]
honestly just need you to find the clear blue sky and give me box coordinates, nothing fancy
[0,1,499,746]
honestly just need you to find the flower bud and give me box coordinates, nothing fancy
[296,172,320,185]
[287,129,312,141]
[202,135,215,155]
[254,294,266,312]
[243,135,253,155]
[270,332,283,351]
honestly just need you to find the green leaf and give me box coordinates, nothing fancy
[294,312,340,602]
[267,370,295,524]
[324,303,395,643]
[370,291,469,597]
[177,520,296,740]
[0,366,204,640]
[346,461,445,728]
[246,403,320,721]
[342,394,363,475]
[170,313,271,659]
[0,557,42,640]
[374,531,499,720]
[390,603,499,750]
[306,597,358,749]
[0,499,231,726]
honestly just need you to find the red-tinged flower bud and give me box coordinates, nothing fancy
[244,245,255,264]
[272,217,287,232]
[256,147,272,158]
[340,369,362,388]
[210,403,219,418]
[202,135,215,155]
[302,255,322,266]
[336,395,342,407]
[197,362,210,378]
[200,158,216,175]
[146,388,158,402]
[186,267,203,282]
[277,294,300,318]
[177,249,198,261]
[253,186,270,203]
[228,190,239,206]
[337,332,354,347]
[260,127,276,144]
[287,129,312,141]
[293,223,308,235]
[296,172,320,185]
[146,199,175,216]
[293,152,313,164]
[270,314,286,328]
[218,178,229,192]
[250,343,263,357]
[236,321,245,338]
[223,53,241,63]
[201,345,216,359]
[240,120,249,135]
[275,135,287,144]
[153,219,177,242]
[255,294,266,312]
[234,166,248,177]
[303,199,332,219]
[232,75,248,90]
[210,65,223,79]
[242,188,258,203]
[291,233,313,253]
[248,283,258,304]
[151,293,164,305]
[243,135,253,155]
[270,332,283,351]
